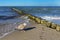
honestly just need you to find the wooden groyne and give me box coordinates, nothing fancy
[12,8,60,32]
[12,8,25,15]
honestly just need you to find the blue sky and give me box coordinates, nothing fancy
[0,0,60,6]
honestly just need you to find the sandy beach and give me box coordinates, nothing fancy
[0,19,60,40]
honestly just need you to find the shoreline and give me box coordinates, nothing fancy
[0,20,60,40]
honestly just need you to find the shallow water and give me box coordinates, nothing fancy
[0,16,30,38]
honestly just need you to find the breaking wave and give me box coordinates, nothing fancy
[41,16,60,20]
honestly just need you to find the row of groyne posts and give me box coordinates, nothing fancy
[12,8,60,32]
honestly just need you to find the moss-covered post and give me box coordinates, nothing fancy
[56,25,60,31]
[35,17,41,24]
[51,23,57,29]
[45,21,52,28]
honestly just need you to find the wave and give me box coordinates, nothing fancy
[0,30,15,38]
[0,16,18,20]
[41,16,60,20]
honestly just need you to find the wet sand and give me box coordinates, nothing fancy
[0,16,60,40]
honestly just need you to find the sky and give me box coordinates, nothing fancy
[0,0,60,6]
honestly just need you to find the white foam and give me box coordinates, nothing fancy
[0,30,15,38]
[41,16,60,20]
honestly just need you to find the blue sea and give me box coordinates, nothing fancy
[0,6,60,24]
[0,6,60,38]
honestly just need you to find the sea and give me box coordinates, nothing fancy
[0,6,60,38]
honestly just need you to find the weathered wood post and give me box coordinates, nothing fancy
[35,17,41,24]
[56,25,60,31]
[45,21,52,28]
[51,23,57,29]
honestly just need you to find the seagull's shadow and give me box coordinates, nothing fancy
[23,27,36,31]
